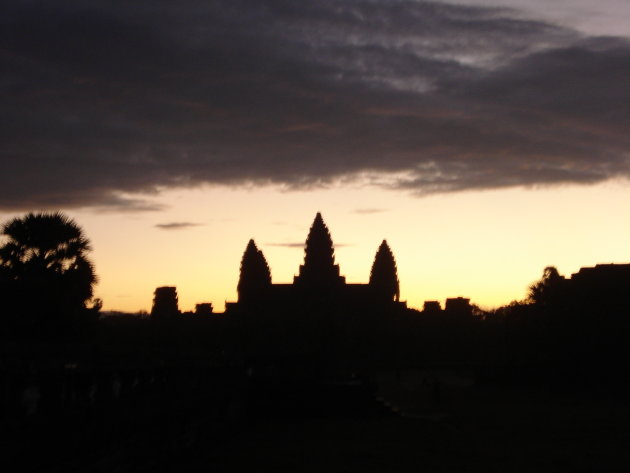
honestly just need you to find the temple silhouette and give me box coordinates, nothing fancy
[225,213,406,315]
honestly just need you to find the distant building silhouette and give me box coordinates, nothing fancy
[570,263,630,293]
[194,303,214,316]
[227,213,406,313]
[151,286,180,319]
[444,297,472,317]
[423,301,442,314]
[569,263,630,311]
[527,263,630,312]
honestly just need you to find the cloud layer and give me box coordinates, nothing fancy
[2,0,629,210]
[155,222,202,230]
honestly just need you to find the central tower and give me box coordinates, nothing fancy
[294,212,345,290]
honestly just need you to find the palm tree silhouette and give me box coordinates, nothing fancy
[0,212,97,320]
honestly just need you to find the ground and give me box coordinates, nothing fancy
[5,368,630,472]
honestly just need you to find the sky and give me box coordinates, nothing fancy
[1,0,629,312]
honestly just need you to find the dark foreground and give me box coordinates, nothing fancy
[4,369,630,473]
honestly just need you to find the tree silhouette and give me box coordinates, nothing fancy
[237,239,271,302]
[527,266,566,306]
[0,212,98,323]
[369,240,400,302]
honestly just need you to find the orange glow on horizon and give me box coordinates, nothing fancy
[1,181,628,313]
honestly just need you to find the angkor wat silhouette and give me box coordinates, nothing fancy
[150,213,478,318]
[226,212,406,314]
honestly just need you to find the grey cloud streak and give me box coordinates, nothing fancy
[353,208,388,214]
[265,243,306,249]
[155,222,203,230]
[1,0,629,210]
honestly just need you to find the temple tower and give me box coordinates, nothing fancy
[237,239,272,303]
[294,213,345,290]
[151,286,180,319]
[369,240,400,302]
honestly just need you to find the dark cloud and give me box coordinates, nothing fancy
[155,222,202,230]
[1,0,628,210]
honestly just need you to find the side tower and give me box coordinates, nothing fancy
[369,240,400,302]
[294,213,345,291]
[237,239,272,304]
[151,286,180,319]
